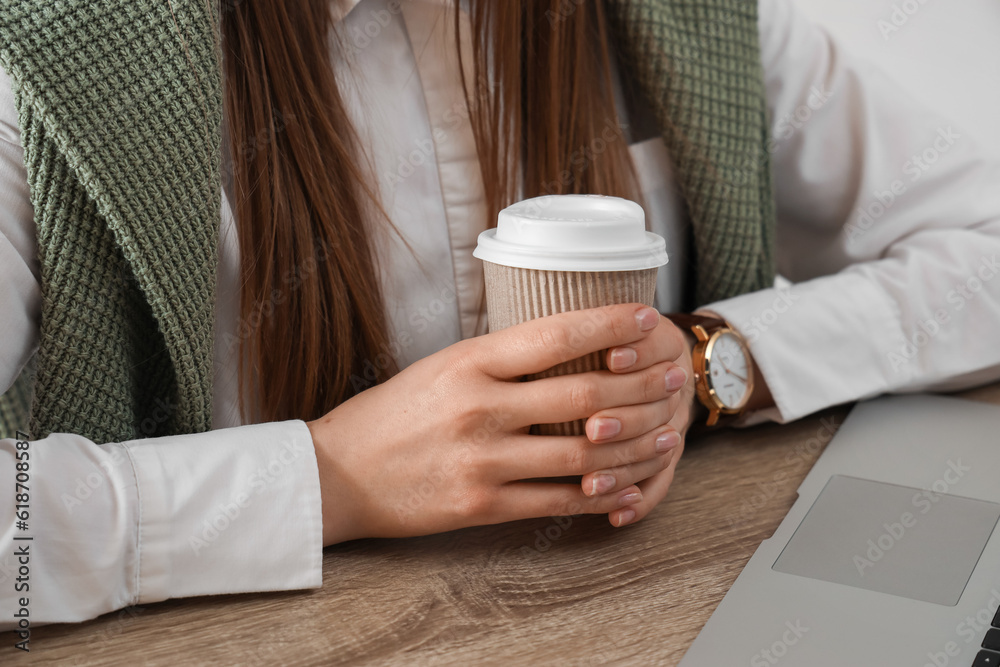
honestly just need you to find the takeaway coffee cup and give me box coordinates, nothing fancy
[473,194,668,436]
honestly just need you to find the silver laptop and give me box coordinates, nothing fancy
[681,395,1000,667]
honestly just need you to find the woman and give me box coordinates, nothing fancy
[1,0,998,628]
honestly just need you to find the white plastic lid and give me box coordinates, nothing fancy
[473,195,669,272]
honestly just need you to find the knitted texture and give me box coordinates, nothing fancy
[608,0,777,306]
[0,0,222,442]
[0,0,775,441]
[0,367,31,440]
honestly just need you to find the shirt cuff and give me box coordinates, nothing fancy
[122,419,323,604]
[706,272,902,423]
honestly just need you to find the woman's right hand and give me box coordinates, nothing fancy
[308,304,683,545]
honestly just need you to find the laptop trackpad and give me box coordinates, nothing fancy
[772,475,1000,606]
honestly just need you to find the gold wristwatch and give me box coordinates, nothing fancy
[667,314,755,427]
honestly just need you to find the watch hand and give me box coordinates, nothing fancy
[718,357,747,384]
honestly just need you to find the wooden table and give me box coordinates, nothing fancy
[8,383,1000,666]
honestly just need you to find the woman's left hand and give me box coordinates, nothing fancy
[580,314,697,527]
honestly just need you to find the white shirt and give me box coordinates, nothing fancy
[2,0,999,627]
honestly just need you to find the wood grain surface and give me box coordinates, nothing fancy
[7,384,1000,666]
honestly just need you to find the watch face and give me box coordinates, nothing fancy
[707,331,752,410]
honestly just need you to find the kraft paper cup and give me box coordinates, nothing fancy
[474,195,668,437]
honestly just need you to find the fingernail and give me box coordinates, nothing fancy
[609,347,638,371]
[665,367,688,392]
[591,417,621,441]
[591,474,616,496]
[617,491,642,507]
[615,508,637,527]
[656,431,681,453]
[636,307,659,332]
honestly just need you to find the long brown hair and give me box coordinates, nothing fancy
[222,0,640,424]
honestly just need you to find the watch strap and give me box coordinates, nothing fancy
[663,313,727,336]
[665,312,751,428]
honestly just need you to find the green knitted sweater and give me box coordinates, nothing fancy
[0,0,774,443]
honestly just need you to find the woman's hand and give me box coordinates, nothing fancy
[585,315,697,528]
[307,304,689,545]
